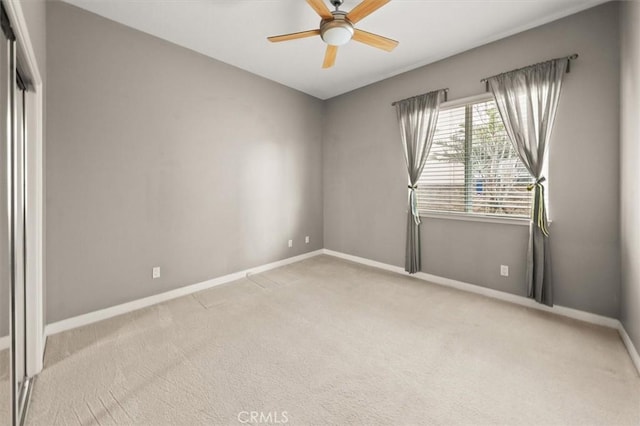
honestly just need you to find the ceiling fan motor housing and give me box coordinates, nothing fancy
[321,12,354,46]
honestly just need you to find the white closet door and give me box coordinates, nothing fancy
[12,83,25,395]
[0,20,12,426]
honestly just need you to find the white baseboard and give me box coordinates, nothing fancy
[45,250,324,337]
[41,246,640,377]
[617,323,640,376]
[322,249,619,328]
[414,273,622,327]
[0,335,8,351]
[323,248,640,376]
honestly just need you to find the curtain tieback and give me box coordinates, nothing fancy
[407,185,421,225]
[527,177,549,237]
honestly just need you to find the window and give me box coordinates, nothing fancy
[417,96,534,219]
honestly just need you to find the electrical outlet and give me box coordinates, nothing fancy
[305,236,310,244]
[288,239,293,248]
[152,266,161,279]
[500,265,509,277]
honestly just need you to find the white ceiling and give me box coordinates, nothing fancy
[62,0,608,99]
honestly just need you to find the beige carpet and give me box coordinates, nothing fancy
[26,255,640,425]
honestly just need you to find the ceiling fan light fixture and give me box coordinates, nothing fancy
[320,19,354,46]
[267,0,398,68]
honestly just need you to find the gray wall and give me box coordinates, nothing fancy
[324,2,620,317]
[46,1,627,325]
[620,0,640,352]
[46,1,324,323]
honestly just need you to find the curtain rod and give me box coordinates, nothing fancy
[391,88,449,106]
[480,54,579,83]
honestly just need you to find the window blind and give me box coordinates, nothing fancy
[416,99,533,218]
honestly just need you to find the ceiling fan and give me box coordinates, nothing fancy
[267,0,398,69]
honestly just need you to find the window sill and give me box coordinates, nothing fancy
[419,212,532,226]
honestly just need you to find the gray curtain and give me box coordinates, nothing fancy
[395,90,444,274]
[487,58,568,306]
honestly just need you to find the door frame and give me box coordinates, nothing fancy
[2,0,44,376]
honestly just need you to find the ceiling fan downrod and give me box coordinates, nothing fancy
[330,0,344,11]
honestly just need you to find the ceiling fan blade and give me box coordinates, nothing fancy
[267,29,321,43]
[306,0,333,20]
[323,45,338,68]
[346,0,390,24]
[352,29,398,52]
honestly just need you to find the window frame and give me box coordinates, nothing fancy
[418,93,548,225]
